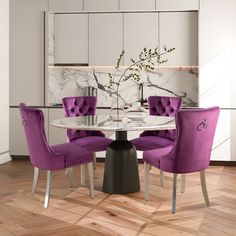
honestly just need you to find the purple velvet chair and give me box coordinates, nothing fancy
[131,96,182,151]
[131,96,182,186]
[19,103,94,208]
[143,106,220,213]
[62,96,113,181]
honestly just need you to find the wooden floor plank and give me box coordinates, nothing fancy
[0,160,236,235]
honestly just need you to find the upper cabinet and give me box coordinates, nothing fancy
[84,0,119,11]
[10,0,48,106]
[89,13,123,66]
[120,0,155,11]
[49,0,83,12]
[156,0,199,11]
[54,14,88,64]
[159,12,198,66]
[48,1,198,67]
[124,13,158,65]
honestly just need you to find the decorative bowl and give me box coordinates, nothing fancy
[126,106,147,121]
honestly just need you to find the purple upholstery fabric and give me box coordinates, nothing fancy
[62,96,113,152]
[131,136,174,151]
[143,107,220,174]
[51,143,93,168]
[62,96,104,140]
[131,96,182,151]
[143,146,174,169]
[19,103,93,170]
[71,136,113,152]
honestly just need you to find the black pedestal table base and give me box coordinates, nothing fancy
[102,131,140,194]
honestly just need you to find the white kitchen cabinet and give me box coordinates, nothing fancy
[10,108,49,156]
[211,109,236,161]
[120,0,155,11]
[124,13,158,65]
[159,12,198,66]
[48,108,67,145]
[89,13,123,66]
[84,0,119,11]
[54,14,88,64]
[156,0,199,11]
[49,0,83,12]
[10,0,48,106]
[230,110,236,161]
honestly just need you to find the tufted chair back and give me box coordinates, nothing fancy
[62,96,104,141]
[140,96,182,140]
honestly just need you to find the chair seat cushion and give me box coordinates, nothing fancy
[131,136,174,151]
[143,146,173,169]
[71,136,113,152]
[140,129,176,141]
[69,129,105,141]
[51,143,93,168]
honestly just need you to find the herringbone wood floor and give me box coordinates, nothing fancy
[0,160,236,236]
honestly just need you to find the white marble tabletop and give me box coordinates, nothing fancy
[51,115,176,132]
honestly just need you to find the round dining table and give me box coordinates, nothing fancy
[51,114,175,194]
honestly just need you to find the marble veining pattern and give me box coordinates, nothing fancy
[48,66,198,107]
[51,115,176,132]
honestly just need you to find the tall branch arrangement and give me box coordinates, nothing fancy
[106,46,175,94]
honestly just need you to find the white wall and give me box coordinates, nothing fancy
[0,0,11,164]
[199,0,236,160]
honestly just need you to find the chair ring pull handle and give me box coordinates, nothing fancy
[197,119,207,131]
[22,118,26,126]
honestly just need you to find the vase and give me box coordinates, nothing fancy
[110,94,125,121]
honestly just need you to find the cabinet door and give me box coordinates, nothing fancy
[159,12,198,66]
[211,110,235,161]
[48,108,67,145]
[156,0,199,11]
[10,0,48,106]
[84,0,119,11]
[89,13,123,66]
[124,13,158,65]
[120,0,155,11]
[54,14,88,64]
[10,108,49,156]
[49,0,83,12]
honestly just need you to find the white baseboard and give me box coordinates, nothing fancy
[0,152,11,164]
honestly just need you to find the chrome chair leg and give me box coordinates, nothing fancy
[144,162,150,201]
[93,153,96,170]
[87,163,94,199]
[65,167,74,187]
[80,165,85,186]
[180,174,186,193]
[160,170,164,187]
[32,167,40,193]
[200,170,210,206]
[172,174,178,214]
[44,170,52,208]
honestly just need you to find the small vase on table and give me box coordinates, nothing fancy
[110,94,125,121]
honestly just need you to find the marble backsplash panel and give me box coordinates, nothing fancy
[48,66,198,107]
